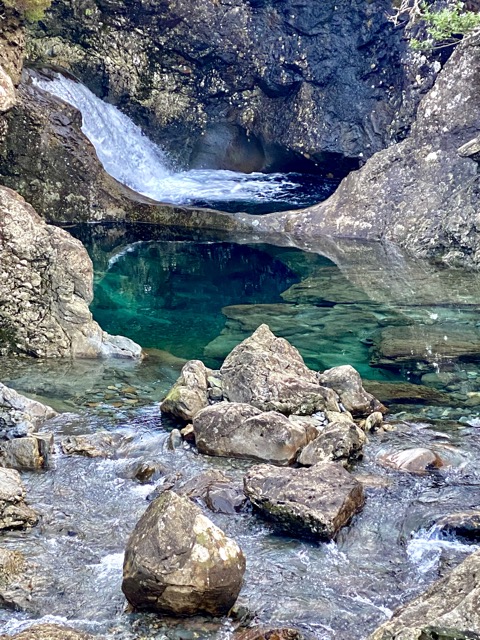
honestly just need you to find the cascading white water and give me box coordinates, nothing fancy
[33,74,308,207]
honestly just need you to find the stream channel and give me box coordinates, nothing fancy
[2,74,480,640]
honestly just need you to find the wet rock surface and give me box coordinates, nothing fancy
[368,550,480,640]
[160,360,210,422]
[0,467,37,531]
[244,462,365,540]
[379,448,445,475]
[0,185,142,359]
[297,421,366,467]
[193,402,310,465]
[317,365,386,417]
[0,625,97,640]
[220,324,340,415]
[0,547,35,611]
[122,490,246,616]
[0,383,56,438]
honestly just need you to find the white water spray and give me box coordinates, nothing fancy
[33,74,305,207]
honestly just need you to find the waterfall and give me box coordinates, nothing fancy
[33,74,322,209]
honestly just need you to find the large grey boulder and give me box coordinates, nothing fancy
[0,467,38,531]
[255,31,480,269]
[244,462,365,540]
[297,421,366,467]
[220,324,340,415]
[160,360,210,421]
[0,625,96,640]
[0,186,142,358]
[122,490,245,616]
[368,550,480,640]
[0,433,53,471]
[317,365,385,417]
[193,402,311,465]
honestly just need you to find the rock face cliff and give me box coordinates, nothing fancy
[258,30,480,269]
[27,0,409,175]
[0,185,142,358]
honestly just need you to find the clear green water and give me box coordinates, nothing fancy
[3,225,480,639]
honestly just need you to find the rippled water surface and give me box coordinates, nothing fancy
[2,227,480,639]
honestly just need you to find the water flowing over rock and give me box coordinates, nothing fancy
[433,511,480,543]
[160,360,210,421]
[0,186,142,358]
[0,383,56,439]
[379,448,444,475]
[0,625,97,640]
[297,421,366,467]
[220,324,340,415]
[28,0,408,173]
[368,550,480,640]
[0,467,37,531]
[258,31,480,268]
[193,402,311,465]
[122,490,246,616]
[243,462,365,540]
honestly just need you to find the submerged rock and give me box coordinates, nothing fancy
[371,324,480,371]
[0,186,142,359]
[122,490,245,616]
[368,549,480,639]
[193,402,311,465]
[235,629,307,640]
[244,462,365,540]
[379,448,444,475]
[317,365,385,417]
[174,469,247,514]
[0,625,97,640]
[220,324,339,415]
[0,467,38,531]
[160,360,210,421]
[297,421,366,467]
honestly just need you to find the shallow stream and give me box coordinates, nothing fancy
[2,225,480,639]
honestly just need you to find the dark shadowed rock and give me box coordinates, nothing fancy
[160,360,210,422]
[433,511,480,544]
[0,467,38,531]
[220,324,340,415]
[173,469,247,514]
[317,365,385,417]
[28,0,409,173]
[193,402,310,465]
[297,421,366,467]
[0,625,97,640]
[122,490,245,616]
[244,462,364,540]
[368,550,480,639]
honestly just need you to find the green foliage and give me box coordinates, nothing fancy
[410,2,480,52]
[3,0,52,22]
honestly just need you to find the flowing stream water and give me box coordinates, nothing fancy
[2,76,480,640]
